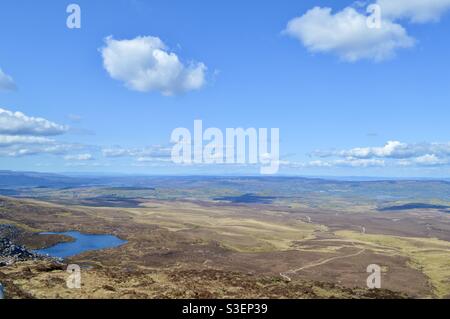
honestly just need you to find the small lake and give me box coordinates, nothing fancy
[35,231,127,259]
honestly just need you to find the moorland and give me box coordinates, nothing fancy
[0,172,449,299]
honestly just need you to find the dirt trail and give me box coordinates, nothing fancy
[280,244,366,282]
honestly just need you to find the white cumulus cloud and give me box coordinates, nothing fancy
[317,141,450,160]
[400,154,449,167]
[377,0,450,23]
[284,7,415,62]
[0,108,94,159]
[310,141,450,169]
[101,36,207,95]
[0,108,68,136]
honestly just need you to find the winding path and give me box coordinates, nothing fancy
[280,244,366,282]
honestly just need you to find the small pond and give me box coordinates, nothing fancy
[35,231,127,259]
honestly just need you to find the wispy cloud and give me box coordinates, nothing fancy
[0,142,87,158]
[0,69,16,91]
[64,153,94,161]
[0,135,54,146]
[67,114,83,123]
[102,145,172,159]
[311,158,386,168]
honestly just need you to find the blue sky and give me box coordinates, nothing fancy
[0,0,450,177]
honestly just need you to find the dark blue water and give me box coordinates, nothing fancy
[214,193,276,204]
[35,231,127,259]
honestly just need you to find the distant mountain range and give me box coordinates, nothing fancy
[0,171,89,188]
[1,171,449,202]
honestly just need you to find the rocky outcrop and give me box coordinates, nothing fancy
[0,224,58,267]
[0,237,43,266]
